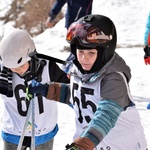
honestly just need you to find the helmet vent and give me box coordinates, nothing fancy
[17,57,22,64]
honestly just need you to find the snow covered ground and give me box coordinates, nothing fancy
[0,0,150,149]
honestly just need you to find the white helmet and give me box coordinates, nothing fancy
[0,28,36,68]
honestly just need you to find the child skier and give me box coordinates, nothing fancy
[29,14,147,149]
[0,28,69,150]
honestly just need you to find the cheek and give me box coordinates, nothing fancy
[77,53,82,61]
[90,55,97,61]
[94,55,97,62]
[90,55,97,65]
[21,63,29,73]
[23,65,29,72]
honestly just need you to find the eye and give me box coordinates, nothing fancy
[78,50,84,53]
[89,52,95,55]
[89,51,97,56]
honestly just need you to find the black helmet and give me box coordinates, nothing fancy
[66,14,117,74]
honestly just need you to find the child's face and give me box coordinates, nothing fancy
[10,62,29,75]
[77,49,97,71]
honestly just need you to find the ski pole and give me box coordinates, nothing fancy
[17,97,32,150]
[31,93,35,150]
[17,81,37,150]
[30,80,40,150]
[17,59,46,150]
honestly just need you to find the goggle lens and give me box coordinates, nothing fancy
[66,22,113,46]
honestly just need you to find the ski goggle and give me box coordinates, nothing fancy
[66,22,113,47]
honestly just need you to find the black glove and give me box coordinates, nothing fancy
[28,82,48,97]
[144,45,150,65]
[65,144,80,150]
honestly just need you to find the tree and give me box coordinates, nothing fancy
[0,0,63,36]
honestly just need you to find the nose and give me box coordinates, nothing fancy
[82,54,89,61]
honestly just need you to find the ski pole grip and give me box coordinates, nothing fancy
[36,60,47,82]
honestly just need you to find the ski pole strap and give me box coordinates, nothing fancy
[37,53,66,65]
[24,59,47,82]
[26,87,33,101]
[35,60,46,82]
